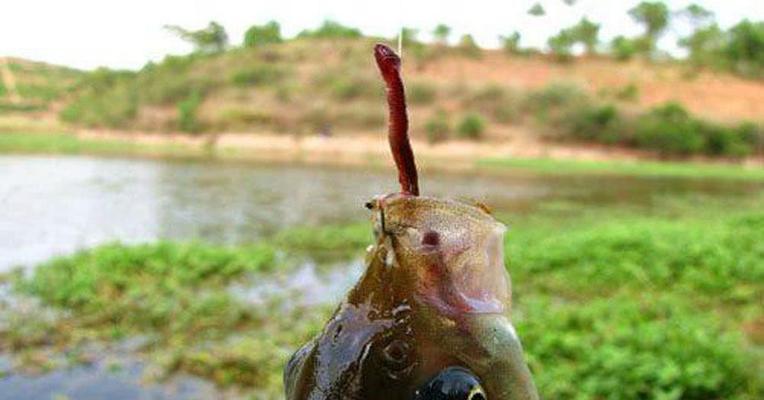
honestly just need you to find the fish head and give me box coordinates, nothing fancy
[285,194,538,400]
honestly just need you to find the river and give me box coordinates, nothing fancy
[2,154,762,272]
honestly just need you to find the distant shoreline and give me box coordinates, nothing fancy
[1,130,763,180]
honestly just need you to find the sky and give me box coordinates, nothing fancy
[1,0,762,70]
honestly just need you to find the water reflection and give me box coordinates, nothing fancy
[1,155,760,271]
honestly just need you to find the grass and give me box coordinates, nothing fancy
[479,156,764,180]
[2,195,763,399]
[6,131,763,183]
[0,132,196,157]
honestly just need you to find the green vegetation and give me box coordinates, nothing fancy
[177,90,202,133]
[628,1,670,59]
[165,21,229,54]
[4,196,763,398]
[7,8,764,158]
[408,82,437,105]
[432,24,451,45]
[479,156,764,180]
[229,64,288,87]
[500,31,522,54]
[528,3,546,17]
[425,110,451,143]
[297,20,362,39]
[0,132,195,156]
[524,82,764,158]
[457,34,482,58]
[547,17,600,59]
[0,60,81,111]
[243,21,283,48]
[457,113,485,139]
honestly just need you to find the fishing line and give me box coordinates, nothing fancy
[398,26,403,59]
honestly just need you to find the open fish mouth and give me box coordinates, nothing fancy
[370,194,510,316]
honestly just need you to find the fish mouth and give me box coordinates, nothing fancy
[368,194,510,316]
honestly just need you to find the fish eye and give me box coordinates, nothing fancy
[413,366,486,400]
[421,230,440,247]
[382,339,413,372]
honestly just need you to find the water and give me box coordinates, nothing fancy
[1,154,761,272]
[1,154,762,398]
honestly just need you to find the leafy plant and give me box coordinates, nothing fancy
[177,90,203,133]
[458,35,482,58]
[500,32,522,54]
[229,65,287,87]
[628,1,670,58]
[297,20,362,39]
[457,113,485,140]
[165,21,228,54]
[408,82,437,105]
[425,110,451,143]
[633,102,703,156]
[433,24,451,45]
[243,21,283,47]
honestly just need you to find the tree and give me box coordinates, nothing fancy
[681,4,714,28]
[679,24,724,68]
[724,20,764,77]
[243,21,282,47]
[500,31,522,54]
[165,21,228,54]
[433,24,451,45]
[528,3,546,17]
[571,17,600,55]
[547,18,600,60]
[297,20,362,39]
[548,30,575,60]
[628,1,670,57]
[400,27,419,46]
[610,35,639,61]
[458,34,481,58]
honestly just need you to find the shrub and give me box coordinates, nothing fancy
[243,21,282,47]
[547,30,575,61]
[500,32,522,54]
[229,65,286,87]
[525,82,588,124]
[724,20,764,78]
[408,83,437,105]
[699,122,752,157]
[334,104,386,130]
[564,104,622,144]
[457,34,482,58]
[633,102,704,155]
[615,83,640,101]
[165,21,228,54]
[425,111,451,143]
[60,75,138,128]
[520,295,757,400]
[457,113,485,140]
[216,107,275,130]
[737,122,764,150]
[610,35,639,61]
[297,20,362,39]
[177,91,203,133]
[329,77,376,101]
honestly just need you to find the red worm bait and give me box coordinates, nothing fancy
[374,43,419,196]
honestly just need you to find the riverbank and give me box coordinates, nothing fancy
[2,130,764,180]
[3,197,763,399]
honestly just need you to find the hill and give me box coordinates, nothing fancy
[3,37,764,159]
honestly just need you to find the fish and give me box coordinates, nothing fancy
[284,44,539,400]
